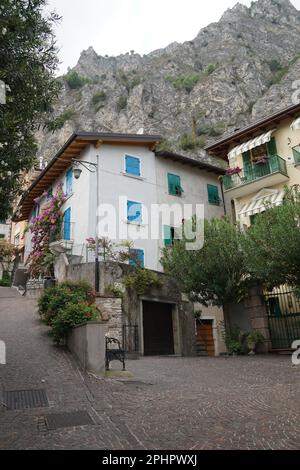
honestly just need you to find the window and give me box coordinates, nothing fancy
[125,155,141,177]
[129,248,144,268]
[63,208,71,241]
[47,187,53,200]
[164,225,175,247]
[207,184,220,205]
[0,234,5,239]
[168,174,183,197]
[32,204,39,220]
[127,200,142,223]
[66,168,73,195]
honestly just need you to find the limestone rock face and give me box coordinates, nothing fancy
[37,0,300,167]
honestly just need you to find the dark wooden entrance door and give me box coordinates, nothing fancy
[143,301,174,356]
[196,320,215,356]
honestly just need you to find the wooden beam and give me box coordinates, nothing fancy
[94,139,103,149]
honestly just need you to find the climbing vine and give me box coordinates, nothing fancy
[26,184,66,278]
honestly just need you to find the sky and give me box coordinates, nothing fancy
[46,0,300,75]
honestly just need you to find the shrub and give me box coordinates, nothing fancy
[64,71,90,89]
[51,302,99,344]
[48,109,76,131]
[171,74,200,93]
[38,281,95,326]
[117,95,127,111]
[124,268,161,296]
[179,133,206,151]
[0,272,11,287]
[92,91,107,106]
[205,63,217,75]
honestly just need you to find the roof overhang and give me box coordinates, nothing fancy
[13,132,162,222]
[155,150,226,175]
[206,102,300,159]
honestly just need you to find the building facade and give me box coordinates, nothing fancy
[206,103,300,227]
[14,131,227,357]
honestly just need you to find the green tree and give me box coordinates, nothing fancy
[0,0,61,218]
[243,187,300,288]
[161,217,250,309]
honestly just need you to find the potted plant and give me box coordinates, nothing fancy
[225,167,242,176]
[254,156,269,166]
[246,330,265,355]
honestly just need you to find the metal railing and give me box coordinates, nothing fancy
[223,155,288,191]
[293,146,300,164]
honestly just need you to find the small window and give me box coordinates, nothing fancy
[127,200,142,223]
[47,187,53,200]
[164,225,175,247]
[129,248,145,268]
[66,168,73,195]
[168,174,183,196]
[125,155,141,177]
[0,234,5,239]
[207,184,220,205]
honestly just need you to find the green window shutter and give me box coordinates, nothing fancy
[207,184,220,205]
[164,225,172,247]
[168,174,182,196]
[267,137,277,157]
[242,150,253,181]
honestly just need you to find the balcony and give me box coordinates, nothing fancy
[223,155,289,198]
[49,222,74,254]
[293,146,300,165]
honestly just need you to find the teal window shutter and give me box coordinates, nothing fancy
[164,225,173,247]
[47,187,53,200]
[125,155,141,176]
[127,200,142,223]
[129,249,145,268]
[168,174,183,196]
[267,137,278,157]
[207,184,220,205]
[63,208,71,240]
[66,168,73,195]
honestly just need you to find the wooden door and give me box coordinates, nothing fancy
[196,320,215,357]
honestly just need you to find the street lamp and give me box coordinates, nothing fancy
[71,157,100,294]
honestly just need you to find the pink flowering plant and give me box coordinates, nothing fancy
[26,184,67,278]
[225,167,242,176]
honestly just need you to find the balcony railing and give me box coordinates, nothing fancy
[293,146,300,164]
[223,155,288,191]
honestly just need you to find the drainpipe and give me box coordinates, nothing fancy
[95,154,100,294]
[220,177,227,216]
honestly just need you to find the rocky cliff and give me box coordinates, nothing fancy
[36,0,300,168]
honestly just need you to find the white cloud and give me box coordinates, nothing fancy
[46,0,300,75]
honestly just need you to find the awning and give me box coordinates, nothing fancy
[291,116,300,131]
[228,129,276,160]
[239,189,284,218]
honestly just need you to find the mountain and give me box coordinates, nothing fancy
[36,0,300,168]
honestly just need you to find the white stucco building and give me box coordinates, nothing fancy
[16,132,225,272]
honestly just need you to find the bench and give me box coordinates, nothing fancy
[105,337,126,371]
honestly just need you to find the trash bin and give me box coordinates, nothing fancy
[44,277,56,289]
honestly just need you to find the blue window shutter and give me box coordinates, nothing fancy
[63,208,71,240]
[66,168,73,195]
[127,200,142,223]
[125,155,141,176]
[129,249,144,268]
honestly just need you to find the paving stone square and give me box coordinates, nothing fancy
[0,287,299,450]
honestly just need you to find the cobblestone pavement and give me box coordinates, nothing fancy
[1,287,300,450]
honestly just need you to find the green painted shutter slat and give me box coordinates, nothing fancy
[242,150,253,181]
[267,137,277,157]
[207,184,220,205]
[164,225,172,247]
[168,174,182,196]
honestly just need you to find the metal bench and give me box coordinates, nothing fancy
[105,337,126,371]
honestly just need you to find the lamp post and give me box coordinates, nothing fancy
[73,156,100,294]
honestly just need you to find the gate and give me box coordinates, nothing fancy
[264,286,300,350]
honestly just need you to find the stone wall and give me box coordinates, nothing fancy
[96,297,123,343]
[66,261,197,357]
